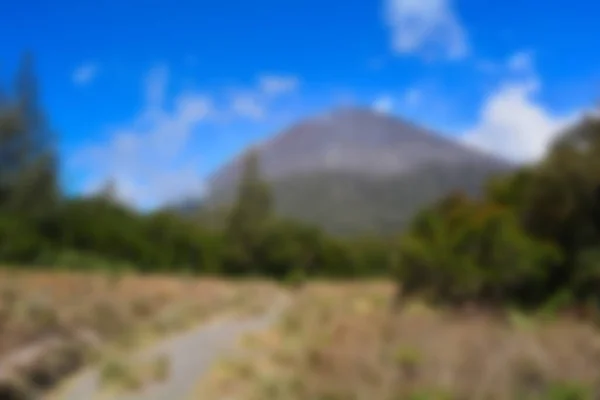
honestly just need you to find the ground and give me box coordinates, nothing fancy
[193,282,600,400]
[2,272,600,400]
[0,269,282,399]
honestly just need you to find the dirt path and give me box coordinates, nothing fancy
[49,296,289,400]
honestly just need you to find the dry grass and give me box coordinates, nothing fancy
[194,282,600,400]
[98,353,171,394]
[0,269,282,398]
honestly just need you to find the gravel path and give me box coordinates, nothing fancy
[50,296,289,400]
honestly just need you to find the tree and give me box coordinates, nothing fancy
[229,149,273,225]
[0,109,22,206]
[397,194,561,306]
[95,178,121,205]
[223,149,273,274]
[0,52,58,216]
[522,116,600,301]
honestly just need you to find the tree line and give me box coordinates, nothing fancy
[398,115,600,310]
[2,54,600,311]
[0,55,394,279]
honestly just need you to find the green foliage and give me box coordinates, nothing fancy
[223,149,274,275]
[284,266,306,288]
[47,197,222,273]
[514,381,593,400]
[485,167,535,210]
[396,115,600,309]
[397,194,561,306]
[0,213,46,263]
[0,53,58,218]
[547,382,593,400]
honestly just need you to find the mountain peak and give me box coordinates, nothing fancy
[205,107,511,234]
[209,107,508,191]
[307,106,404,124]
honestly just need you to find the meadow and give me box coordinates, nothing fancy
[0,269,282,398]
[194,282,600,400]
[2,272,600,400]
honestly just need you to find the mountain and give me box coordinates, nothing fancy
[206,107,512,235]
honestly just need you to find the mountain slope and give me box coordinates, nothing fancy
[206,107,512,235]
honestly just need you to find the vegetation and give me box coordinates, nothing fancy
[2,53,600,312]
[99,353,171,394]
[397,115,600,310]
[194,284,600,400]
[0,270,282,397]
[0,58,395,279]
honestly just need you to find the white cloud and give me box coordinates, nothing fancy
[227,74,300,120]
[374,87,424,116]
[373,95,394,113]
[231,94,265,120]
[72,63,99,85]
[507,51,534,74]
[73,66,211,209]
[384,0,468,60]
[461,79,579,163]
[476,51,535,76]
[259,75,299,96]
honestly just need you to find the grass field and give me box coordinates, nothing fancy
[0,269,282,398]
[193,282,600,400]
[4,271,600,400]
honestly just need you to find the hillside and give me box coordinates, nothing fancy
[205,107,512,235]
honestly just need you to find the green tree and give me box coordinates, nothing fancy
[0,54,59,263]
[526,117,600,251]
[522,116,600,302]
[223,149,273,274]
[397,194,561,306]
[0,109,22,206]
[0,53,58,216]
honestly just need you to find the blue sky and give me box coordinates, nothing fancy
[1,0,599,208]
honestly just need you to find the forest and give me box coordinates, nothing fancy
[2,54,600,312]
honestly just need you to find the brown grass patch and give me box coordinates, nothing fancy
[98,353,171,394]
[0,269,282,398]
[194,281,600,400]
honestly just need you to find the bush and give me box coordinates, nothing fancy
[397,194,562,307]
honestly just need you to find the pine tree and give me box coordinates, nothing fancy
[0,52,58,215]
[96,178,120,204]
[0,109,22,206]
[223,148,273,274]
[230,149,272,225]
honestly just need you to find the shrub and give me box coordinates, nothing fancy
[397,194,562,307]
